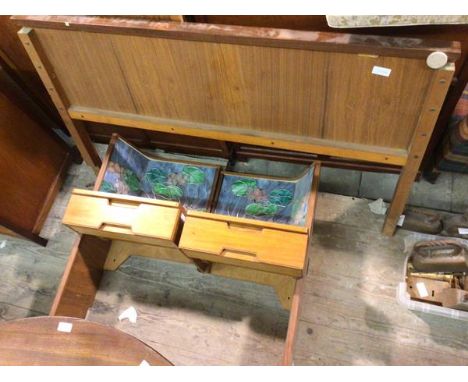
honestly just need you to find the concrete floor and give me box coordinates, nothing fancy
[233,157,468,214]
[0,147,467,365]
[319,167,468,214]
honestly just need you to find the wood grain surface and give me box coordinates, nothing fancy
[0,65,71,244]
[11,16,459,164]
[17,27,101,172]
[104,240,192,271]
[28,26,442,155]
[179,213,309,277]
[12,16,459,235]
[383,64,455,235]
[0,16,66,132]
[69,107,408,166]
[63,189,181,247]
[12,16,460,60]
[50,235,111,317]
[0,316,172,365]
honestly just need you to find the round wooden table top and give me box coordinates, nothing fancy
[0,316,172,366]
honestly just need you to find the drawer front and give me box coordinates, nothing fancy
[179,214,309,277]
[63,189,180,247]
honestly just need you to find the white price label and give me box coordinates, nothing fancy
[416,282,429,298]
[372,66,392,77]
[57,322,73,333]
[397,215,405,227]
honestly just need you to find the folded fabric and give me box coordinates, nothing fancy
[326,15,468,28]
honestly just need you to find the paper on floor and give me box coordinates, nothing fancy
[118,306,138,324]
[368,198,387,215]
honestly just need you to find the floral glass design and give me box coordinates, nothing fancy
[214,167,314,225]
[99,138,218,211]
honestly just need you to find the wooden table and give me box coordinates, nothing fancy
[0,316,172,366]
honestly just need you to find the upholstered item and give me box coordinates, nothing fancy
[326,15,468,28]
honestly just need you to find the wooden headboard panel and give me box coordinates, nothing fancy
[12,16,460,234]
[13,16,459,166]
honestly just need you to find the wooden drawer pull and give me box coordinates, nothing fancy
[101,222,132,230]
[226,222,263,232]
[220,248,257,259]
[103,204,138,228]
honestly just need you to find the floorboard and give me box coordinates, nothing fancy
[0,146,467,365]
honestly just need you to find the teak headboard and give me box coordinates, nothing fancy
[12,16,460,235]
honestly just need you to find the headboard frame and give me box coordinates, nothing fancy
[12,15,459,235]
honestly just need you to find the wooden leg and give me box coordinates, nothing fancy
[104,240,192,271]
[382,166,417,236]
[104,242,297,308]
[383,65,454,236]
[210,263,296,310]
[50,234,111,318]
[282,277,304,365]
[17,27,101,173]
[273,280,296,311]
[104,249,131,271]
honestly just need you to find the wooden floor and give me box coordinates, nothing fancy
[0,151,467,365]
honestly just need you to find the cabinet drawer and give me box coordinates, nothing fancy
[179,212,310,277]
[63,189,180,247]
[62,135,320,275]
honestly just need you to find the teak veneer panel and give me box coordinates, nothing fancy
[27,27,440,156]
[324,54,432,148]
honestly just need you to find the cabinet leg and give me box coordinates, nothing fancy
[104,243,131,271]
[282,277,304,366]
[382,169,414,236]
[274,280,296,311]
[50,234,111,318]
[209,263,296,310]
[104,240,193,272]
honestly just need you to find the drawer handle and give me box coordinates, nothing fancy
[220,248,257,259]
[109,200,140,209]
[103,202,138,228]
[101,222,132,230]
[226,222,263,232]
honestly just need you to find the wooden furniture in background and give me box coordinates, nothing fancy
[0,63,74,245]
[0,16,66,134]
[12,16,459,236]
[0,316,172,365]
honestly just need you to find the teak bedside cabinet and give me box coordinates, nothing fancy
[12,15,460,364]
